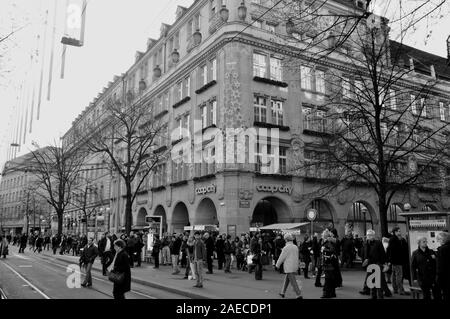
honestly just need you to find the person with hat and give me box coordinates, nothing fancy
[276,233,303,299]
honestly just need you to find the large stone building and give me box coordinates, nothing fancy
[0,152,50,235]
[62,0,450,238]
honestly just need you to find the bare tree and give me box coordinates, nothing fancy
[27,143,85,235]
[290,16,450,236]
[76,94,169,235]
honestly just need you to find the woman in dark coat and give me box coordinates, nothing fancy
[110,239,131,299]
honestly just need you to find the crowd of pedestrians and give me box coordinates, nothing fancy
[1,224,449,300]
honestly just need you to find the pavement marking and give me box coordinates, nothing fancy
[31,253,157,299]
[18,265,33,268]
[13,254,30,260]
[0,260,51,299]
[0,287,7,299]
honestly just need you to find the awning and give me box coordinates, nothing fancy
[409,219,447,228]
[259,223,310,230]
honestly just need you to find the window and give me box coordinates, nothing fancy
[300,66,312,90]
[381,122,387,140]
[420,98,427,117]
[270,56,282,81]
[200,99,217,129]
[255,142,287,174]
[210,0,216,16]
[303,108,326,132]
[271,100,284,126]
[211,100,217,125]
[254,96,267,122]
[390,90,397,110]
[177,81,183,102]
[440,102,445,121]
[342,78,351,99]
[315,70,325,94]
[253,53,267,78]
[411,95,417,115]
[200,65,208,86]
[201,104,208,129]
[184,76,191,97]
[211,58,217,81]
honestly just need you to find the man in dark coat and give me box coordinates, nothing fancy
[387,227,409,295]
[359,229,392,298]
[437,232,450,300]
[321,230,338,298]
[274,234,286,274]
[135,232,144,267]
[204,232,215,274]
[152,234,161,269]
[411,236,440,300]
[126,232,137,268]
[330,228,342,287]
[215,234,225,270]
[110,239,131,299]
[341,233,355,268]
[19,233,28,253]
[98,232,114,276]
[224,235,235,273]
[80,238,99,287]
[171,233,182,275]
[51,235,59,255]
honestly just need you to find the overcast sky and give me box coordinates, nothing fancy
[0,0,449,170]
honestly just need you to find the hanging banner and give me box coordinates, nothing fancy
[61,0,87,47]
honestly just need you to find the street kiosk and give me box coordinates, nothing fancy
[399,211,450,298]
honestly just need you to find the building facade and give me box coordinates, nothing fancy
[0,152,50,235]
[62,0,450,238]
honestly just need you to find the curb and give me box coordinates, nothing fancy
[52,255,212,299]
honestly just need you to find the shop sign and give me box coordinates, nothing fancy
[410,219,447,228]
[195,184,216,195]
[256,184,293,195]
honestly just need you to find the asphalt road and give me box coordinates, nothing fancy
[0,245,187,299]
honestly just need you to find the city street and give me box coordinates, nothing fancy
[0,244,412,300]
[0,245,187,299]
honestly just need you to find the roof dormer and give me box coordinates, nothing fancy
[160,23,171,38]
[176,6,188,20]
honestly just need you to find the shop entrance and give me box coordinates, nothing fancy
[195,197,218,227]
[251,197,291,227]
[172,202,190,234]
[153,205,168,234]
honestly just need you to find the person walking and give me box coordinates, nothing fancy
[19,233,28,253]
[387,227,409,295]
[436,232,450,300]
[224,235,235,273]
[341,232,355,268]
[126,232,137,268]
[109,239,131,299]
[359,229,391,299]
[80,238,99,288]
[135,232,144,267]
[60,235,67,255]
[274,234,286,274]
[235,236,245,271]
[204,232,215,274]
[34,235,43,253]
[171,233,182,275]
[152,234,161,269]
[215,234,225,270]
[276,234,303,299]
[43,235,51,251]
[99,232,114,276]
[192,231,207,288]
[411,236,440,300]
[161,234,171,266]
[51,235,59,255]
[0,236,9,258]
[299,235,312,279]
[311,233,321,277]
[320,229,338,299]
[184,235,195,279]
[382,237,392,284]
[330,228,343,288]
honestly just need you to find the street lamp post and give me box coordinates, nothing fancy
[307,208,318,236]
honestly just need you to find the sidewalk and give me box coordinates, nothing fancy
[36,248,412,299]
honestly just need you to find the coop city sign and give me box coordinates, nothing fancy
[256,184,293,195]
[196,184,217,195]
